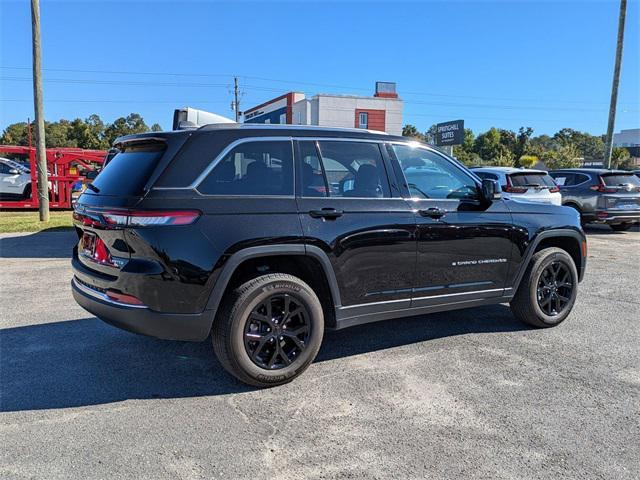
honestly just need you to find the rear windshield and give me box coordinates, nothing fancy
[91,143,165,196]
[509,173,556,187]
[601,174,640,187]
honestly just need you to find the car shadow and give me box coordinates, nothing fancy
[0,229,76,259]
[0,304,525,412]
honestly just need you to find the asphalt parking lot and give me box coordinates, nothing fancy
[1,225,638,480]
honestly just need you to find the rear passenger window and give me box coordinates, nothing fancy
[316,141,390,198]
[198,141,294,196]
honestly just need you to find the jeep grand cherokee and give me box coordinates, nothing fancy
[72,124,587,386]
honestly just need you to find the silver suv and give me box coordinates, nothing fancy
[549,169,640,231]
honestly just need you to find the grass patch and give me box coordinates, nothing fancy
[0,211,74,233]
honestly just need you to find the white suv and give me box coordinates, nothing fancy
[471,167,561,206]
[0,158,32,199]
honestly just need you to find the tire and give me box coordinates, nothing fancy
[212,273,324,387]
[510,247,578,328]
[610,223,632,232]
[22,184,32,200]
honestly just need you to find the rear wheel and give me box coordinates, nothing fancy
[22,184,32,200]
[610,223,632,232]
[212,273,324,387]
[510,247,578,328]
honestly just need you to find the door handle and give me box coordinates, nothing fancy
[418,207,446,219]
[309,208,344,219]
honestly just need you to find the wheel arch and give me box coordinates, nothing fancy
[511,229,586,294]
[205,245,341,328]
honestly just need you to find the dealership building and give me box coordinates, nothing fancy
[243,82,403,135]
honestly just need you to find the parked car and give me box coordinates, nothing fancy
[0,157,32,199]
[548,169,640,231]
[471,167,561,206]
[72,125,587,387]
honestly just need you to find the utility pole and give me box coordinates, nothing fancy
[233,76,241,122]
[31,0,49,220]
[604,0,627,169]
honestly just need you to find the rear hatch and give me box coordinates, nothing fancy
[595,173,640,211]
[73,139,168,276]
[505,171,559,202]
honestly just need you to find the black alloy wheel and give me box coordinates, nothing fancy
[536,260,573,317]
[243,293,311,370]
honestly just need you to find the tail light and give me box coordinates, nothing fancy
[503,177,527,193]
[590,177,618,193]
[75,208,201,228]
[549,186,560,193]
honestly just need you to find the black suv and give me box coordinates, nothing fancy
[549,168,640,231]
[72,125,587,386]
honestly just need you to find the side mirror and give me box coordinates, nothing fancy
[9,168,19,175]
[86,170,99,180]
[481,178,501,202]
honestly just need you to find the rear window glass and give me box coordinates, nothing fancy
[601,174,640,187]
[91,144,165,196]
[509,173,556,187]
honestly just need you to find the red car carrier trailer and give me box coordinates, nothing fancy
[0,145,106,209]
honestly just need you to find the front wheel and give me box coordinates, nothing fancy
[212,273,324,387]
[510,247,578,328]
[610,223,632,232]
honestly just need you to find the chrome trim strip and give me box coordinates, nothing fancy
[411,287,504,302]
[72,277,148,309]
[338,297,409,311]
[153,136,394,192]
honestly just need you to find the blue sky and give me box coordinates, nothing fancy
[1,0,638,136]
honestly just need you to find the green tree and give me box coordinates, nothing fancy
[518,155,538,169]
[151,123,163,132]
[453,128,479,166]
[0,122,30,145]
[514,127,534,164]
[541,144,581,169]
[473,127,515,167]
[402,124,424,141]
[104,113,150,145]
[611,147,632,169]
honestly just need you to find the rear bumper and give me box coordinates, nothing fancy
[594,210,640,224]
[71,277,213,341]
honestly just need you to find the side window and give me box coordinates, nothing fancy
[298,141,328,197]
[392,144,478,200]
[0,163,10,174]
[198,141,294,196]
[573,173,590,185]
[550,173,573,186]
[358,112,368,129]
[316,141,390,198]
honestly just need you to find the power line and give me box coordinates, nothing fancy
[2,65,637,107]
[4,76,636,113]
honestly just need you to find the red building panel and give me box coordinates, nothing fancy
[355,109,386,132]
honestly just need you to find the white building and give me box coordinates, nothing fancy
[243,82,403,135]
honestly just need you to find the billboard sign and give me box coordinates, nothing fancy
[435,120,464,146]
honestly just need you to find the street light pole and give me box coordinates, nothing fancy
[604,0,627,169]
[30,0,49,221]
